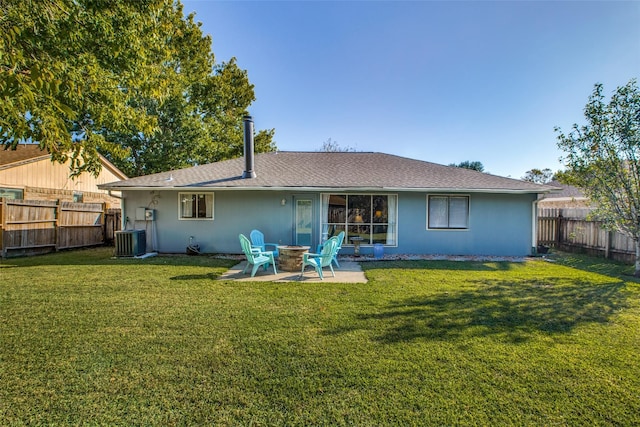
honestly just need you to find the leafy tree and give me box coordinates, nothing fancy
[102,54,276,176]
[449,160,485,172]
[100,7,276,177]
[556,79,640,275]
[0,0,275,177]
[522,168,554,184]
[319,138,356,152]
[1,0,165,175]
[552,169,573,184]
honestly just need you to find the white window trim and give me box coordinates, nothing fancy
[178,192,215,221]
[426,194,470,230]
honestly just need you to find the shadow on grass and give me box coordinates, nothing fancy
[0,246,237,269]
[169,272,222,280]
[549,251,640,283]
[333,279,629,344]
[361,260,519,272]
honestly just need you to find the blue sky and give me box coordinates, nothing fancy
[181,0,639,179]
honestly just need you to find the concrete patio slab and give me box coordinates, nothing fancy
[217,260,367,283]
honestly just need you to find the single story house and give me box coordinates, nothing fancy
[100,118,557,257]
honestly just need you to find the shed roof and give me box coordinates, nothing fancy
[100,151,556,194]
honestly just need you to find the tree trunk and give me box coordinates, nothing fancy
[635,239,640,277]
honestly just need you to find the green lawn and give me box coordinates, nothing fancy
[1,248,639,426]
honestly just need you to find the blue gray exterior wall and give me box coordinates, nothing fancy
[120,189,297,254]
[397,192,536,256]
[120,190,536,256]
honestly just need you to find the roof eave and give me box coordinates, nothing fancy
[97,154,128,180]
[100,184,552,194]
[0,155,51,171]
[539,196,590,202]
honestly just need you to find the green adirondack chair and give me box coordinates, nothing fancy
[300,236,339,280]
[239,234,277,277]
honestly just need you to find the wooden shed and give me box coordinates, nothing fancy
[0,144,127,208]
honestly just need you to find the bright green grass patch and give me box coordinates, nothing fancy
[1,248,639,425]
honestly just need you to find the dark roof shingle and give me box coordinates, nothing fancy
[540,180,586,199]
[101,151,556,193]
[0,144,50,169]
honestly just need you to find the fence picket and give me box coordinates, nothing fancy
[1,199,121,258]
[537,208,636,263]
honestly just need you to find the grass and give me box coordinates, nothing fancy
[1,247,639,426]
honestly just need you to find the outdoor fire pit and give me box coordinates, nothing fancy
[277,245,310,271]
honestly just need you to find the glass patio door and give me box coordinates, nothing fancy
[295,199,312,246]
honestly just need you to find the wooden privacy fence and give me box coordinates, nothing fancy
[0,199,121,258]
[104,208,122,243]
[537,208,636,263]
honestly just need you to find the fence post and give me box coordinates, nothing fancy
[101,203,107,244]
[54,200,61,251]
[556,211,563,247]
[0,198,5,258]
[605,230,613,259]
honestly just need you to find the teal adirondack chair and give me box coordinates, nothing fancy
[316,230,345,268]
[330,230,345,267]
[301,236,339,280]
[239,234,277,277]
[250,229,279,258]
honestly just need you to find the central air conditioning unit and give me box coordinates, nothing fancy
[115,230,146,257]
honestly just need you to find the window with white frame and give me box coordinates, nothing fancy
[321,194,397,245]
[179,192,214,220]
[427,195,469,229]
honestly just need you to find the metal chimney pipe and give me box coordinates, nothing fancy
[242,115,256,179]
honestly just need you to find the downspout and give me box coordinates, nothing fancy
[532,198,539,255]
[107,190,123,200]
[106,190,127,230]
[121,197,128,230]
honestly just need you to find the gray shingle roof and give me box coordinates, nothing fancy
[100,151,556,193]
[540,180,586,199]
